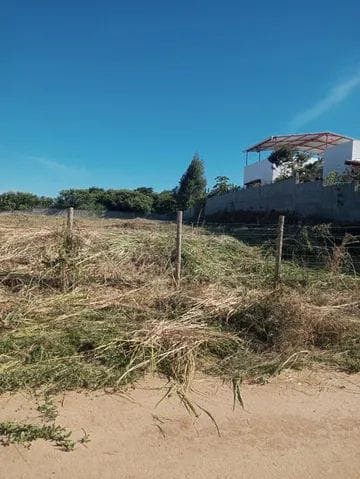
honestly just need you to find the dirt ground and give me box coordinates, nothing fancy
[0,370,359,479]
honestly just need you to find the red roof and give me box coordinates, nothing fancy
[245,132,353,155]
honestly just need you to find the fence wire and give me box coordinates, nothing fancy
[203,221,360,278]
[1,213,360,283]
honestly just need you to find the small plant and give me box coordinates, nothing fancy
[323,169,358,186]
[79,428,91,445]
[323,170,340,186]
[327,233,359,274]
[37,397,58,422]
[0,421,75,451]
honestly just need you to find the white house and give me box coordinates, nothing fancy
[243,132,359,187]
[243,159,280,186]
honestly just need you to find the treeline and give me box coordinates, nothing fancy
[0,188,177,214]
[0,154,236,214]
[0,192,54,211]
[55,187,177,214]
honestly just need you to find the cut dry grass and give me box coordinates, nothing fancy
[0,214,359,403]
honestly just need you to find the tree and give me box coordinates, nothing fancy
[176,154,207,210]
[0,192,54,211]
[153,190,177,214]
[2,186,180,215]
[54,188,105,210]
[270,147,314,182]
[268,146,294,167]
[298,159,323,182]
[100,189,154,214]
[135,187,154,196]
[323,167,360,186]
[209,176,237,197]
[344,166,360,182]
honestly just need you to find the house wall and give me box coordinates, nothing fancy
[200,179,360,223]
[352,140,360,162]
[243,159,280,185]
[323,140,354,178]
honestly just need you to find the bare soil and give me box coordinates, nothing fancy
[0,370,359,479]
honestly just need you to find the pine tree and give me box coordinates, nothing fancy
[176,154,207,210]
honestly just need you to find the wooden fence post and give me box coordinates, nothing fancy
[67,207,74,237]
[175,211,183,286]
[274,215,285,287]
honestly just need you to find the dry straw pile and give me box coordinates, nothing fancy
[0,214,359,399]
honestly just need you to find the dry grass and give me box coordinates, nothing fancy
[0,214,359,400]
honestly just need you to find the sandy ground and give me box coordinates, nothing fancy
[0,370,359,479]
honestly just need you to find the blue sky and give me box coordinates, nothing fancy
[1,0,360,196]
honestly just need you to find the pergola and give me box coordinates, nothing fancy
[244,132,353,164]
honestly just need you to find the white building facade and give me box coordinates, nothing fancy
[323,139,360,178]
[243,159,280,186]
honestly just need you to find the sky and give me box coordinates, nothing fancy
[1,0,360,196]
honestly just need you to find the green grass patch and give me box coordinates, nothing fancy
[0,421,75,451]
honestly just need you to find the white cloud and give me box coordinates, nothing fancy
[30,156,85,174]
[290,71,360,130]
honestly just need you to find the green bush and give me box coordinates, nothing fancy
[0,192,54,211]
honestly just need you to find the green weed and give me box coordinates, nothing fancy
[0,421,75,451]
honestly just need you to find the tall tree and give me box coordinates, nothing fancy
[209,176,237,196]
[176,154,207,210]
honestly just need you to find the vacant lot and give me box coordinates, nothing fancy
[0,215,359,477]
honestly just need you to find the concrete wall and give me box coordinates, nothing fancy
[244,159,280,185]
[203,179,360,223]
